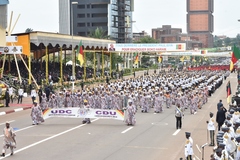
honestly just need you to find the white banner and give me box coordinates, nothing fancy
[6,36,18,42]
[108,43,186,52]
[43,108,125,121]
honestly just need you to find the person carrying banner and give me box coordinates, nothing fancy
[82,99,91,124]
[1,122,16,157]
[31,100,44,125]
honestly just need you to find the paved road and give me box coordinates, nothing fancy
[0,72,236,160]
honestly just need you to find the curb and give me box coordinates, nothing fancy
[0,106,32,116]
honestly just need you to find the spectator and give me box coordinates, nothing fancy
[217,100,223,111]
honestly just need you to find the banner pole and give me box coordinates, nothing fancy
[60,47,63,84]
[46,46,49,84]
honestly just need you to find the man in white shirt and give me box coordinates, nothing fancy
[207,112,215,146]
[185,132,193,160]
[17,87,24,104]
[8,86,13,103]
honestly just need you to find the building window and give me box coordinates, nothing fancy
[92,22,107,27]
[91,4,107,8]
[87,14,90,18]
[77,14,85,18]
[77,23,85,27]
[87,23,90,27]
[87,4,90,8]
[77,5,85,9]
[78,32,86,36]
[92,13,107,18]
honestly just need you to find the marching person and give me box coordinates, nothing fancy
[31,100,44,125]
[175,103,184,129]
[185,132,193,160]
[125,99,136,126]
[206,112,215,146]
[1,121,16,157]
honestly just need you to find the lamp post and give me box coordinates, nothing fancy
[71,1,78,82]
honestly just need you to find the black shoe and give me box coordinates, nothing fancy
[1,153,5,157]
[87,121,91,124]
[10,152,13,156]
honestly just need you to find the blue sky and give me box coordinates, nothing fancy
[7,0,240,37]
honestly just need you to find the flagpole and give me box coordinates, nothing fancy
[60,47,63,84]
[84,51,86,81]
[102,50,104,77]
[110,52,112,78]
[93,50,96,79]
[46,46,49,84]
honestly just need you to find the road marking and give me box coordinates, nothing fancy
[121,127,133,133]
[0,126,35,138]
[0,120,15,126]
[14,108,23,112]
[0,112,6,116]
[0,118,99,159]
[172,129,181,136]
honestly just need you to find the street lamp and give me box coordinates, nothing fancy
[71,1,78,81]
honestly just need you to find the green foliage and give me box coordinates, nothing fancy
[88,27,109,39]
[25,28,33,33]
[141,56,150,66]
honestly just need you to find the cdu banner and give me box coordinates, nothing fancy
[43,108,124,121]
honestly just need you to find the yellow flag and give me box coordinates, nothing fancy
[180,56,184,62]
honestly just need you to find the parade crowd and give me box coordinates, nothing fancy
[3,68,233,159]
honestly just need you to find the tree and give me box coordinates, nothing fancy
[141,56,150,66]
[224,37,231,46]
[135,36,158,43]
[25,28,33,33]
[88,27,109,70]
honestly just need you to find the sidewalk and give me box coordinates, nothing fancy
[0,95,33,115]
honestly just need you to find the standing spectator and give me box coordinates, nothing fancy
[5,88,10,107]
[80,80,84,90]
[175,103,184,129]
[216,106,227,131]
[31,87,37,104]
[45,86,50,101]
[217,100,223,111]
[8,86,13,103]
[207,112,215,146]
[17,86,23,104]
[0,122,16,157]
[38,86,43,103]
[106,76,109,84]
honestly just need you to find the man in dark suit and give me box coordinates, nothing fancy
[216,106,227,131]
[5,88,10,107]
[109,44,115,51]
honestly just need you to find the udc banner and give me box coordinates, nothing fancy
[43,108,124,121]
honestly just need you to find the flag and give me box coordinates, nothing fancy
[158,56,162,63]
[192,57,196,62]
[77,41,84,66]
[230,45,240,71]
[180,56,184,62]
[134,53,138,65]
[201,50,207,54]
[226,81,231,104]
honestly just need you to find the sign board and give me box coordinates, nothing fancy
[0,46,23,54]
[6,36,18,42]
[108,43,186,52]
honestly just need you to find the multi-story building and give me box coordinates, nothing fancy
[59,0,134,43]
[186,0,214,48]
[152,25,202,49]
[132,31,148,42]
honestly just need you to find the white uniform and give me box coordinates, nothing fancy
[184,137,193,158]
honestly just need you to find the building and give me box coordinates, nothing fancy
[59,0,134,43]
[152,25,203,49]
[186,0,214,48]
[132,30,148,42]
[0,0,8,47]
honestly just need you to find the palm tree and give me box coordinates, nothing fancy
[88,27,109,70]
[25,28,33,33]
